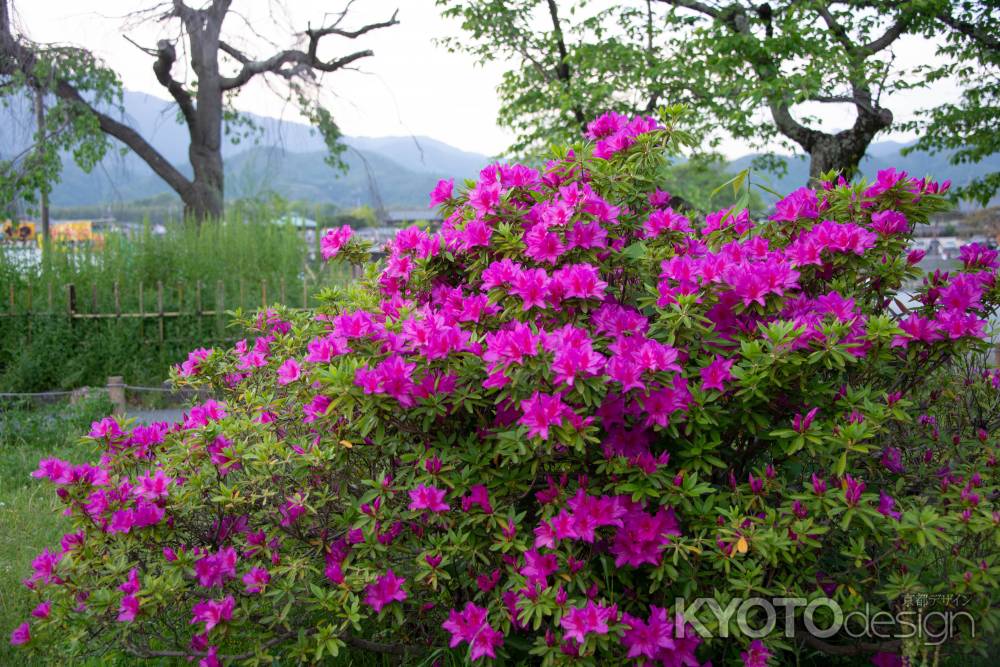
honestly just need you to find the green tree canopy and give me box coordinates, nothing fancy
[440,0,999,198]
[902,0,1000,206]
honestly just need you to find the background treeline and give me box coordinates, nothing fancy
[42,193,381,229]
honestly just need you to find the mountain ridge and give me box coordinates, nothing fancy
[3,90,996,209]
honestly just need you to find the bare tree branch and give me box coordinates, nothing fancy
[817,2,908,56]
[52,79,193,196]
[811,93,877,115]
[653,0,720,19]
[861,15,909,54]
[305,8,399,41]
[219,42,372,89]
[217,9,398,90]
[816,3,856,52]
[936,10,1000,53]
[150,39,197,130]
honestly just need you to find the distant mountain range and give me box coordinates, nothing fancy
[1,90,996,210]
[0,91,491,210]
[730,141,1000,205]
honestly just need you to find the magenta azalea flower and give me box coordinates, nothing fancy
[429,178,454,207]
[877,491,901,520]
[242,567,271,594]
[9,622,29,645]
[509,267,551,311]
[177,347,212,377]
[442,602,504,661]
[769,187,818,222]
[321,225,353,260]
[621,606,676,659]
[194,547,238,588]
[30,601,51,619]
[117,595,140,622]
[699,356,736,392]
[364,569,407,613]
[870,209,908,235]
[134,469,173,500]
[276,358,301,385]
[518,391,570,440]
[89,416,123,440]
[190,596,235,632]
[610,505,680,567]
[741,639,772,666]
[408,483,450,513]
[863,168,908,197]
[843,474,866,506]
[560,600,618,644]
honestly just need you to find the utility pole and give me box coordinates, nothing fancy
[33,85,50,261]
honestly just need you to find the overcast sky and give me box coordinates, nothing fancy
[13,0,960,159]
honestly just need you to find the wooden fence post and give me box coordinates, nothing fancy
[66,284,76,328]
[25,284,32,343]
[138,282,145,342]
[157,281,164,344]
[216,280,224,340]
[69,386,90,406]
[195,280,203,339]
[107,376,126,415]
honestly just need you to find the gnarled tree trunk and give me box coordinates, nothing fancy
[174,2,227,222]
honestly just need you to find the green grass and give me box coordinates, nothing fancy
[0,397,116,664]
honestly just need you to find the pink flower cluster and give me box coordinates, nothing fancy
[585,111,661,159]
[442,602,504,661]
[621,606,702,663]
[177,347,213,377]
[321,224,353,260]
[364,569,407,612]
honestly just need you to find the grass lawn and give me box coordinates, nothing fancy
[0,397,117,665]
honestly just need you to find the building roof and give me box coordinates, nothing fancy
[385,210,442,223]
[273,214,318,229]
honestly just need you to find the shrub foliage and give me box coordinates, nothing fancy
[12,114,1000,665]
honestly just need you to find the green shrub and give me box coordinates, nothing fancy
[10,114,999,666]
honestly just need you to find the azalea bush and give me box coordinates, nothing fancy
[11,112,1000,666]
